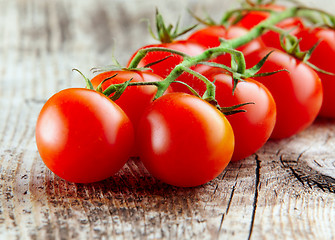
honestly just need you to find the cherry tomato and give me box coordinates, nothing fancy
[35,88,134,183]
[196,69,276,161]
[188,25,263,58]
[127,40,206,93]
[235,4,304,50]
[137,92,234,187]
[294,27,335,118]
[245,48,323,139]
[172,26,263,94]
[187,25,263,83]
[91,70,171,130]
[260,17,304,50]
[235,4,289,29]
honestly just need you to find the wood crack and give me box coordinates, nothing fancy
[247,154,261,240]
[217,181,236,238]
[280,153,335,193]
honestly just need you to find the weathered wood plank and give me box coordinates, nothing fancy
[0,0,335,239]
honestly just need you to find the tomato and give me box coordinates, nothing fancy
[172,26,263,95]
[91,70,171,130]
[127,40,206,93]
[195,69,276,161]
[235,4,302,30]
[187,25,263,79]
[235,4,288,29]
[244,48,323,139]
[91,70,172,156]
[35,88,134,183]
[235,4,304,50]
[137,92,234,187]
[188,25,263,58]
[260,17,304,50]
[293,27,335,118]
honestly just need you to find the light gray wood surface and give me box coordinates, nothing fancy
[0,0,334,239]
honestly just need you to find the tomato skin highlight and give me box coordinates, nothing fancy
[245,48,323,139]
[137,93,234,187]
[35,88,134,183]
[197,70,276,161]
[91,70,172,156]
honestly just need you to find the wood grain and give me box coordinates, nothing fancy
[0,0,335,239]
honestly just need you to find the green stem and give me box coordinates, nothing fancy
[298,7,335,26]
[103,80,164,96]
[266,25,298,41]
[181,67,216,99]
[220,7,274,25]
[227,7,298,49]
[265,25,300,54]
[225,48,247,74]
[128,47,190,69]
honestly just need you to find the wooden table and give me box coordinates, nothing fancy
[1,0,334,239]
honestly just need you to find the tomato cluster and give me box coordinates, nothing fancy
[36,2,333,187]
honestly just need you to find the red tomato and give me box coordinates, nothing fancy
[235,4,288,29]
[91,70,171,130]
[127,40,206,93]
[260,17,304,50]
[235,4,304,50]
[137,92,234,187]
[245,48,323,139]
[173,26,263,95]
[235,4,302,29]
[188,25,263,58]
[35,88,134,183]
[195,69,276,161]
[294,27,335,118]
[187,25,263,84]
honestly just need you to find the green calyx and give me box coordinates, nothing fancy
[244,0,276,7]
[220,102,255,116]
[265,25,334,75]
[149,8,198,43]
[72,68,94,90]
[198,49,288,94]
[73,68,166,102]
[187,8,218,27]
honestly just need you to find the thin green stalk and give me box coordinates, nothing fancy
[127,47,190,69]
[220,7,274,25]
[225,7,298,49]
[181,67,216,100]
[103,80,164,97]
